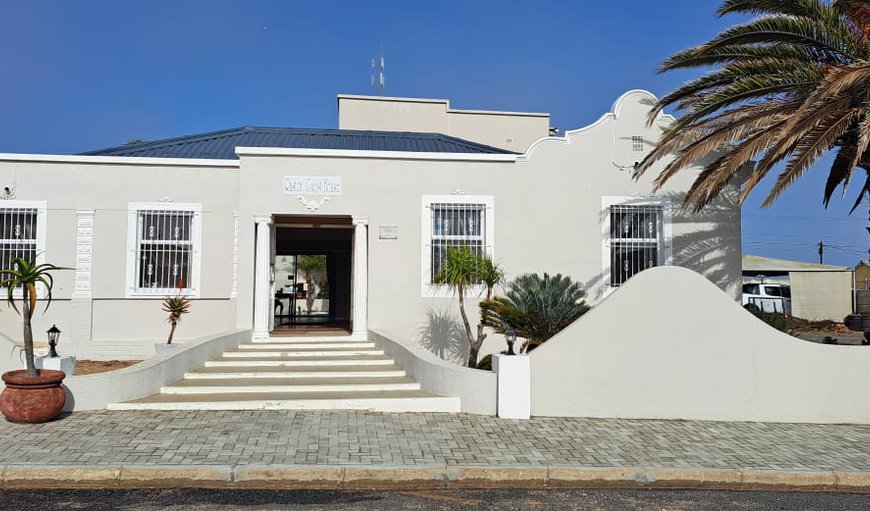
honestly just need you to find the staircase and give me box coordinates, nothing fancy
[108,335,460,412]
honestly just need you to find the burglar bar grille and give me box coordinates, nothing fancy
[0,207,38,272]
[429,202,486,282]
[135,209,194,293]
[609,204,663,287]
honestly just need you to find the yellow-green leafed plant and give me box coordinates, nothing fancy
[0,257,68,377]
[162,294,191,344]
[434,247,504,368]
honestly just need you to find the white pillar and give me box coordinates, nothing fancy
[252,216,273,340]
[70,210,95,351]
[494,354,531,420]
[351,216,369,340]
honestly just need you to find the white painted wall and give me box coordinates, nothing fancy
[0,90,742,368]
[237,91,742,365]
[337,94,551,152]
[62,329,249,411]
[529,266,870,424]
[790,271,854,322]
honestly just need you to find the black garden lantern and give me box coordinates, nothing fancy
[505,325,517,356]
[46,324,61,358]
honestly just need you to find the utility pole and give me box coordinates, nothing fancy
[818,241,824,265]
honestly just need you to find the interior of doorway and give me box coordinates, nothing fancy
[272,216,353,334]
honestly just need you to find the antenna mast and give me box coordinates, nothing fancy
[371,45,385,95]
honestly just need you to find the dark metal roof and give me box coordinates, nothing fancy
[80,126,515,159]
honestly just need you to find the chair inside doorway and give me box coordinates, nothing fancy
[273,217,353,334]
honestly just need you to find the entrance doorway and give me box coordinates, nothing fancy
[272,216,353,334]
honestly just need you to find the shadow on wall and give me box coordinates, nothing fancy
[585,186,741,301]
[416,306,468,365]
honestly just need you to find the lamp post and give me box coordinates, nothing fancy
[46,325,61,358]
[505,325,517,356]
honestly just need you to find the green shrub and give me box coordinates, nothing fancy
[476,354,493,371]
[481,273,590,352]
[758,313,787,332]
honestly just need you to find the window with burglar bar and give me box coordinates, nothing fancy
[421,195,494,295]
[127,203,201,296]
[0,205,43,275]
[429,202,486,282]
[608,203,665,287]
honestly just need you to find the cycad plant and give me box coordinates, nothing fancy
[635,0,870,212]
[0,257,67,377]
[434,247,503,367]
[162,294,191,344]
[481,273,590,352]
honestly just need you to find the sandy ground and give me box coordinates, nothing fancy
[74,360,143,375]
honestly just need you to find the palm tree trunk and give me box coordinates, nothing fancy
[305,276,315,313]
[167,320,177,344]
[456,282,479,367]
[22,287,36,377]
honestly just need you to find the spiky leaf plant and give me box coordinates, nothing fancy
[481,273,590,352]
[0,257,68,377]
[635,0,870,213]
[162,294,191,344]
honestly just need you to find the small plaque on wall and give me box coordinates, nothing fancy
[379,225,398,240]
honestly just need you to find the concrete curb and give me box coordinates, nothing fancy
[0,464,868,492]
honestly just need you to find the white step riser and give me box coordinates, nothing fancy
[161,383,422,394]
[223,350,384,358]
[108,397,461,413]
[238,343,375,350]
[184,370,407,380]
[252,336,363,344]
[205,359,394,368]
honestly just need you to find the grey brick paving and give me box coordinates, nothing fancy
[1,411,870,471]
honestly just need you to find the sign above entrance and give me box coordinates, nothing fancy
[283,176,343,196]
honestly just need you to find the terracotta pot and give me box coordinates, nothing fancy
[0,369,66,423]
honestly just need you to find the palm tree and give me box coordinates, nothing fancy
[635,0,870,213]
[434,247,503,367]
[481,273,590,352]
[161,294,191,344]
[296,255,327,314]
[0,257,67,377]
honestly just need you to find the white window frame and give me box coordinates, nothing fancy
[126,202,202,298]
[0,200,48,295]
[601,196,672,297]
[421,194,494,298]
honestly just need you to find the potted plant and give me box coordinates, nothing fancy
[155,294,190,355]
[0,257,68,423]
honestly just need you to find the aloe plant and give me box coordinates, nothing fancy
[162,294,191,344]
[0,257,67,377]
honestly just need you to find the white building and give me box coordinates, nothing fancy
[0,90,741,363]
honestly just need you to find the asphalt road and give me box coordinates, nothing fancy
[1,488,869,510]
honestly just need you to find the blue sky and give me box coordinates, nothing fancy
[0,0,866,266]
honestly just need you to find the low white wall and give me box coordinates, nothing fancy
[62,329,250,411]
[530,266,870,424]
[370,330,496,415]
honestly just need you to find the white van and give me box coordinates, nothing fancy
[742,283,792,315]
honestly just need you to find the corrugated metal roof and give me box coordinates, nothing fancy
[80,126,515,159]
[743,254,850,273]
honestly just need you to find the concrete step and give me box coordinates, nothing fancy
[222,349,384,358]
[185,365,406,380]
[204,356,395,368]
[162,376,421,394]
[251,336,359,344]
[108,390,461,413]
[236,342,376,350]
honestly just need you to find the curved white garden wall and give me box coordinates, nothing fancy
[529,267,870,424]
[62,329,250,411]
[370,330,496,415]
